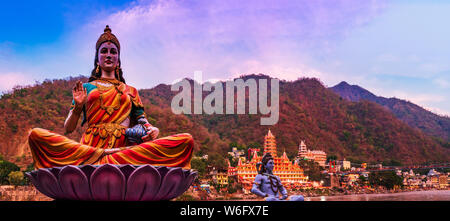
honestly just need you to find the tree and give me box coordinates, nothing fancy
[369,171,403,190]
[358,175,368,186]
[298,159,324,181]
[207,153,227,169]
[0,160,20,185]
[327,155,337,163]
[191,157,207,178]
[8,171,24,186]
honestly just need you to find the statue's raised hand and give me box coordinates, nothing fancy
[72,80,87,108]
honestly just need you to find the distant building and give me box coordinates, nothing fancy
[297,140,327,167]
[229,130,308,190]
[438,175,448,189]
[214,169,229,186]
[247,148,260,160]
[336,159,351,171]
[227,162,237,176]
[228,147,245,159]
[429,176,439,188]
[375,164,383,170]
[323,174,340,188]
[361,163,367,170]
[347,173,360,186]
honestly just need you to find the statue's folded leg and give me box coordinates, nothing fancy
[289,195,304,201]
[28,128,104,169]
[99,133,194,169]
[265,196,280,201]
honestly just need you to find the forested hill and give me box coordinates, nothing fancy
[0,75,449,169]
[330,81,450,142]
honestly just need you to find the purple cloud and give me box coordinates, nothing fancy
[75,0,387,88]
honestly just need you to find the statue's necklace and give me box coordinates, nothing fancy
[263,173,280,194]
[96,78,123,115]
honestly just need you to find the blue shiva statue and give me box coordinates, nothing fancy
[251,153,304,201]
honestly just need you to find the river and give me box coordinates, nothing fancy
[305,190,450,201]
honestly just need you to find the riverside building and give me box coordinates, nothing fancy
[228,130,308,190]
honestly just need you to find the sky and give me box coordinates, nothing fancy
[1,0,449,116]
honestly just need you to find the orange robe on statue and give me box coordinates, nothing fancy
[28,78,193,169]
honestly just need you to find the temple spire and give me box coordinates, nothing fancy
[263,130,277,157]
[251,150,259,162]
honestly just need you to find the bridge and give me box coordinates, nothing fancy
[331,162,450,175]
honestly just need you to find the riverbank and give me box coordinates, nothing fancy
[290,187,449,198]
[177,186,450,201]
[305,189,450,201]
[0,185,51,201]
[1,185,448,201]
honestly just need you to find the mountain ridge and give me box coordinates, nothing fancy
[330,81,450,142]
[0,74,449,169]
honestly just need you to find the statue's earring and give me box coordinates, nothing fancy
[95,65,100,74]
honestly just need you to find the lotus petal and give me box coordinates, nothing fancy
[49,167,61,177]
[119,164,135,180]
[125,165,161,201]
[176,170,198,197]
[155,167,183,200]
[26,171,44,197]
[90,164,126,201]
[36,169,63,199]
[157,166,169,178]
[80,164,97,180]
[58,165,91,200]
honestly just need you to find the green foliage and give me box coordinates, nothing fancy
[382,159,402,166]
[44,90,54,99]
[207,153,227,169]
[191,157,207,178]
[247,142,260,149]
[369,171,403,190]
[63,90,72,97]
[358,175,368,186]
[327,155,337,162]
[229,142,247,152]
[8,171,24,186]
[25,163,35,172]
[350,143,359,152]
[0,160,20,185]
[298,159,324,181]
[228,155,238,167]
[340,131,351,142]
[175,193,196,201]
[9,123,18,133]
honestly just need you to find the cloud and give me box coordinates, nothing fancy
[432,77,450,89]
[389,90,450,116]
[0,72,35,92]
[72,0,387,88]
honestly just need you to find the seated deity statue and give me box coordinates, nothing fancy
[251,153,304,201]
[28,25,194,169]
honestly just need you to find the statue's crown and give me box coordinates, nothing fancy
[96,25,121,52]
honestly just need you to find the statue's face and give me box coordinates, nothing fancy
[97,42,119,73]
[265,159,274,173]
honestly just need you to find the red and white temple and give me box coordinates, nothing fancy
[297,140,327,167]
[228,130,308,190]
